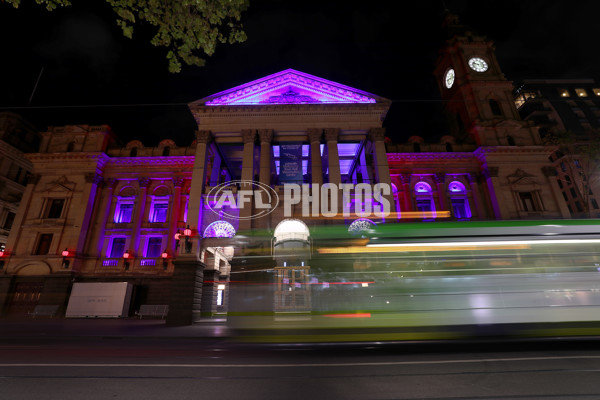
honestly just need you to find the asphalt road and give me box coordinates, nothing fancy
[2,336,600,400]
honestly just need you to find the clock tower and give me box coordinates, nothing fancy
[434,12,540,146]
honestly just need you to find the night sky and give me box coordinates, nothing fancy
[1,0,600,146]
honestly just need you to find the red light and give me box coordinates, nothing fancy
[174,232,181,240]
[123,252,130,259]
[0,251,4,257]
[61,249,69,257]
[161,252,168,259]
[184,226,192,236]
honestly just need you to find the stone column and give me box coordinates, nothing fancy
[483,167,504,220]
[187,130,211,253]
[5,174,39,254]
[542,166,571,218]
[467,173,486,219]
[400,174,413,213]
[168,177,184,255]
[166,258,205,326]
[209,146,222,186]
[258,129,273,185]
[434,173,447,212]
[239,130,256,231]
[94,178,117,256]
[324,128,341,185]
[307,129,323,186]
[131,177,151,256]
[72,173,103,270]
[369,128,396,216]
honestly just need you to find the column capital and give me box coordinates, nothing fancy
[241,129,256,144]
[173,177,185,187]
[307,128,322,143]
[138,177,152,188]
[85,173,103,185]
[541,166,556,177]
[104,178,117,189]
[324,128,339,142]
[368,128,386,142]
[195,130,212,143]
[258,129,273,144]
[434,173,446,184]
[399,173,412,185]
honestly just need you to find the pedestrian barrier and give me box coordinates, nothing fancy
[136,305,169,319]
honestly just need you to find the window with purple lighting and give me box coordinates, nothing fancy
[414,181,435,213]
[448,181,471,219]
[203,221,236,238]
[149,197,169,223]
[145,237,163,257]
[109,237,126,258]
[114,198,134,223]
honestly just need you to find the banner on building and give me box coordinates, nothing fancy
[279,143,303,184]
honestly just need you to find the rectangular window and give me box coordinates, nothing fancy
[451,198,471,219]
[576,202,583,212]
[570,188,578,198]
[574,159,582,168]
[46,199,64,219]
[109,237,126,258]
[35,233,53,255]
[416,198,433,212]
[592,199,599,209]
[558,180,563,189]
[146,237,162,258]
[3,212,15,230]
[519,192,537,212]
[149,198,169,223]
[562,192,569,202]
[114,199,134,223]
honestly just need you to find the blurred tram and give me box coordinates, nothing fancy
[227,220,600,342]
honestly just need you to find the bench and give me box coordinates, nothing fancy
[29,305,60,318]
[136,305,169,319]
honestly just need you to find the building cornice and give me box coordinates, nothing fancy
[387,152,477,161]
[106,156,195,167]
[26,152,111,168]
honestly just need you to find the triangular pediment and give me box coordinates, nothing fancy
[194,69,388,106]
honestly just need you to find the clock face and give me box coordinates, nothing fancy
[444,68,455,89]
[468,57,488,72]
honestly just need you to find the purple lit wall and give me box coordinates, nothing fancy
[203,69,377,106]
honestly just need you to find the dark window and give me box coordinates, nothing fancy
[592,199,599,209]
[489,99,502,116]
[130,147,138,157]
[560,162,567,172]
[67,142,75,152]
[507,135,516,146]
[413,143,421,153]
[445,142,453,152]
[146,237,162,258]
[109,238,126,258]
[574,159,582,168]
[562,192,569,201]
[570,188,577,198]
[565,175,571,183]
[35,234,53,255]
[451,198,470,219]
[3,212,15,230]
[558,180,563,189]
[568,204,574,213]
[416,198,433,212]
[46,199,64,219]
[162,147,170,156]
[576,202,583,212]
[519,192,536,211]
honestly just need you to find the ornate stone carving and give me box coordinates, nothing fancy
[542,166,557,177]
[85,173,103,185]
[487,167,499,178]
[241,129,256,144]
[195,130,212,143]
[172,177,185,187]
[258,129,273,144]
[324,128,339,142]
[434,173,446,184]
[27,173,41,185]
[368,128,386,142]
[507,168,537,185]
[307,128,322,143]
[260,89,320,104]
[138,177,152,188]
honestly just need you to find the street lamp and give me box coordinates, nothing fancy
[0,250,5,269]
[61,248,70,269]
[123,251,131,270]
[183,225,192,253]
[174,231,181,252]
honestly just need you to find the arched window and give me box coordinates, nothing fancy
[130,147,138,157]
[348,218,376,235]
[507,135,516,146]
[448,181,471,219]
[413,142,421,152]
[414,181,435,213]
[203,221,236,238]
[489,99,502,116]
[445,142,453,152]
[162,146,170,156]
[67,142,75,152]
[274,219,310,244]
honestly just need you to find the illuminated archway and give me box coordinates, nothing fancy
[203,221,236,238]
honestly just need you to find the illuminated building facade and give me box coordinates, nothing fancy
[0,16,576,321]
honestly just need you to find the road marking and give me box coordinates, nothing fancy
[1,355,600,368]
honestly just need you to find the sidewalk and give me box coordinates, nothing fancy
[0,317,231,340]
